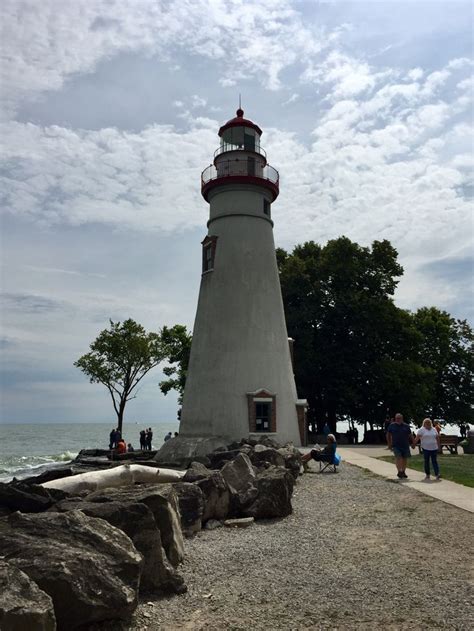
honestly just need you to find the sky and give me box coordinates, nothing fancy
[0,0,473,424]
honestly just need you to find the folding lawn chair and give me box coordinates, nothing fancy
[318,452,341,473]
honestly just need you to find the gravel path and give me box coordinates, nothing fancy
[131,463,473,630]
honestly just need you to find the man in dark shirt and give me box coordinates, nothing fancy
[386,413,414,479]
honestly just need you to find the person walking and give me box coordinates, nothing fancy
[414,418,441,481]
[386,413,414,479]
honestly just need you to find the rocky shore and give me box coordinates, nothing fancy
[130,464,473,631]
[1,440,471,630]
[0,437,301,630]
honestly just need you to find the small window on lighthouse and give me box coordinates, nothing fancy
[263,199,271,216]
[255,402,271,432]
[202,236,217,273]
[203,244,213,272]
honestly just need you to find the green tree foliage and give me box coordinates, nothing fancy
[412,307,474,423]
[158,324,192,405]
[277,237,472,432]
[74,319,164,433]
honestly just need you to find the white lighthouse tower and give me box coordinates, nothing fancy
[175,107,306,449]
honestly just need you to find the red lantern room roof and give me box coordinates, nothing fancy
[218,108,263,137]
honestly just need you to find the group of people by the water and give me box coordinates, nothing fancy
[139,428,153,450]
[386,413,442,481]
[109,426,153,452]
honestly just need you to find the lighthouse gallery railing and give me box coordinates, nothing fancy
[201,159,279,187]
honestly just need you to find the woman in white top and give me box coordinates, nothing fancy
[413,418,441,480]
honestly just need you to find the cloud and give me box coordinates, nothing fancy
[0,119,216,232]
[1,0,341,119]
[1,53,472,274]
[2,292,66,314]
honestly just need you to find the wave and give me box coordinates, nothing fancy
[0,450,78,482]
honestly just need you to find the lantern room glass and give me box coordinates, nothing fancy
[221,126,260,153]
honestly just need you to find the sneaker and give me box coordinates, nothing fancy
[397,472,403,479]
[436,475,441,480]
[401,472,408,479]
[424,475,430,480]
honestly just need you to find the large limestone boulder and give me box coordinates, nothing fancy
[244,466,295,519]
[278,445,303,480]
[0,510,143,630]
[197,471,230,522]
[207,449,242,469]
[221,452,258,515]
[172,482,204,536]
[183,462,230,522]
[182,461,213,483]
[0,560,56,631]
[154,435,228,468]
[250,444,286,468]
[0,482,68,513]
[85,483,185,568]
[51,498,185,595]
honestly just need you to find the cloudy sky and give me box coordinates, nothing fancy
[1,0,472,425]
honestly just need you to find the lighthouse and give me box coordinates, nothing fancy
[175,107,306,448]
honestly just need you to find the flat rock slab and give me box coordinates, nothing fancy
[224,517,254,528]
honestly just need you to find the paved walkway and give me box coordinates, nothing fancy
[336,445,474,513]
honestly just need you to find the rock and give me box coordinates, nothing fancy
[182,461,213,483]
[221,453,258,515]
[204,519,223,530]
[51,498,186,595]
[0,482,68,513]
[0,510,143,630]
[110,451,158,462]
[278,446,303,480]
[75,449,111,458]
[207,449,242,470]
[197,471,230,522]
[154,436,228,468]
[250,445,286,468]
[172,482,204,536]
[224,517,254,528]
[244,466,295,519]
[0,560,56,631]
[85,484,185,568]
[15,466,74,487]
[256,435,282,449]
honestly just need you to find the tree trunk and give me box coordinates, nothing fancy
[117,399,126,434]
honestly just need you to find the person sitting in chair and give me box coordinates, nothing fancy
[301,434,337,469]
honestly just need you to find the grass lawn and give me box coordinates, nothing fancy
[378,453,474,487]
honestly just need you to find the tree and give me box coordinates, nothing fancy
[277,237,431,432]
[158,324,192,405]
[74,319,164,433]
[412,307,474,425]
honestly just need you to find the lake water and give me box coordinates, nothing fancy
[0,422,180,482]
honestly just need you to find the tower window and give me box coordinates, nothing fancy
[247,390,276,433]
[255,402,271,432]
[201,235,218,273]
[263,199,271,216]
